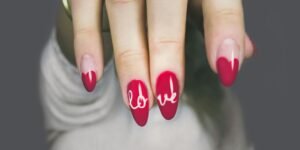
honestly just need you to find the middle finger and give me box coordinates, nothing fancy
[106,0,151,126]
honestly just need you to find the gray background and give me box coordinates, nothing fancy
[0,0,298,150]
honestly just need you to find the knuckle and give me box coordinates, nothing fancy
[151,38,182,52]
[215,8,242,21]
[115,49,146,68]
[74,27,98,39]
[108,0,136,5]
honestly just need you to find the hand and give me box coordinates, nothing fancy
[70,0,255,126]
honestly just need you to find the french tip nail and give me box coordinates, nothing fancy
[81,71,97,92]
[217,57,239,87]
[216,38,240,86]
[80,54,97,92]
[156,71,179,120]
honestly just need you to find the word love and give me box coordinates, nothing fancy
[128,83,148,110]
[157,77,177,106]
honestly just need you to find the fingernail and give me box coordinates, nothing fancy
[216,39,240,87]
[127,80,149,126]
[156,71,179,120]
[81,54,97,92]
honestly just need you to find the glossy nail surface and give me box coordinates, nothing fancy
[156,71,179,120]
[127,80,149,126]
[81,54,97,92]
[81,71,97,92]
[217,57,239,86]
[217,39,240,86]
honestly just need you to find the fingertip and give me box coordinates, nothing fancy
[245,33,256,58]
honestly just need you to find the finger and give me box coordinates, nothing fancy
[245,33,256,58]
[106,0,151,126]
[147,0,188,120]
[71,0,103,92]
[202,0,245,86]
[188,2,255,58]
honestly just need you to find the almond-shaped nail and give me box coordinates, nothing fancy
[216,39,240,86]
[81,54,97,92]
[127,80,149,126]
[156,71,179,120]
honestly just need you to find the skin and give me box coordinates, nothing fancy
[56,0,255,110]
[56,3,113,65]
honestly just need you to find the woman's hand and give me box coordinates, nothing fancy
[70,0,255,126]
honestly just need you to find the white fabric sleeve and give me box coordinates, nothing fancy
[39,30,121,131]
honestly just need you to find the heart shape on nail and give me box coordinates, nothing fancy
[217,57,239,86]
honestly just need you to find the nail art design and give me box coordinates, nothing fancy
[81,54,97,92]
[81,71,96,92]
[217,39,240,87]
[127,80,149,126]
[156,71,179,120]
[217,57,239,86]
[128,83,148,110]
[157,77,177,106]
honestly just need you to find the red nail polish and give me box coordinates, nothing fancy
[127,80,149,126]
[156,71,179,120]
[217,57,239,86]
[81,71,96,92]
[80,54,97,92]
